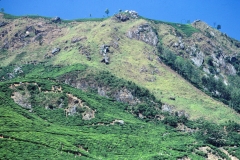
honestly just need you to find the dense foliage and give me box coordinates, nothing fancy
[0,63,239,159]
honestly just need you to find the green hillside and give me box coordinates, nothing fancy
[0,13,240,159]
[0,64,239,159]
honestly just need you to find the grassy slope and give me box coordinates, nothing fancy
[0,15,239,123]
[48,18,239,123]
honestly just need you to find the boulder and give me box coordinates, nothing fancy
[115,120,124,125]
[51,48,61,55]
[127,23,158,46]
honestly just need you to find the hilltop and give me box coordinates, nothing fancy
[0,12,240,159]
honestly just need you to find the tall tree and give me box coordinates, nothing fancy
[0,8,4,13]
[217,24,221,30]
[105,9,109,17]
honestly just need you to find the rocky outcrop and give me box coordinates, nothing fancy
[203,67,210,74]
[225,63,236,75]
[173,37,185,50]
[0,21,7,27]
[124,10,138,19]
[191,51,204,67]
[113,10,138,22]
[62,77,141,105]
[98,87,109,97]
[127,23,158,46]
[162,104,189,118]
[113,13,130,22]
[11,92,32,109]
[211,53,236,75]
[162,104,174,113]
[100,44,110,64]
[66,94,95,120]
[114,88,140,105]
[51,17,61,23]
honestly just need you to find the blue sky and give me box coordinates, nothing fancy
[1,0,240,40]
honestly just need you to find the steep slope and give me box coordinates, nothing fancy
[0,13,239,123]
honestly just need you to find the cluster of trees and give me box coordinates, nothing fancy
[193,120,240,149]
[160,49,202,87]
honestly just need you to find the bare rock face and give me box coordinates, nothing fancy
[211,53,236,75]
[113,13,130,22]
[225,63,236,75]
[127,23,158,46]
[11,92,32,109]
[191,51,204,67]
[63,77,141,105]
[114,88,139,105]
